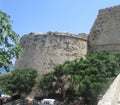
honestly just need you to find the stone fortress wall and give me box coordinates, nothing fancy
[15,32,87,74]
[89,5,120,105]
[15,5,120,74]
[15,5,120,105]
[88,5,120,53]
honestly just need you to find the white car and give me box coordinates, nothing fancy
[1,94,11,102]
[40,99,56,105]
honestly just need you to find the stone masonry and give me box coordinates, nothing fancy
[88,5,120,53]
[98,74,120,105]
[15,5,120,74]
[88,5,120,105]
[15,32,87,74]
[15,5,120,105]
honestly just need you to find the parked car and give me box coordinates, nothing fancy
[1,94,11,102]
[40,98,57,105]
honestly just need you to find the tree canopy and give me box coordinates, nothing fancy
[0,68,38,97]
[0,10,23,72]
[39,51,120,104]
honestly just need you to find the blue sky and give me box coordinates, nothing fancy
[0,0,120,37]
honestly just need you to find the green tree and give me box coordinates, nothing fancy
[40,51,120,104]
[0,10,23,72]
[39,72,55,97]
[74,51,120,105]
[39,61,75,101]
[0,68,38,97]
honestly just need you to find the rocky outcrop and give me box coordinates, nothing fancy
[15,32,87,74]
[88,5,120,53]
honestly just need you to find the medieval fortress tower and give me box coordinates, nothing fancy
[89,5,120,53]
[15,32,87,74]
[15,5,120,75]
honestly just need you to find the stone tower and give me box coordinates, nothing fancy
[88,5,120,53]
[15,32,87,74]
